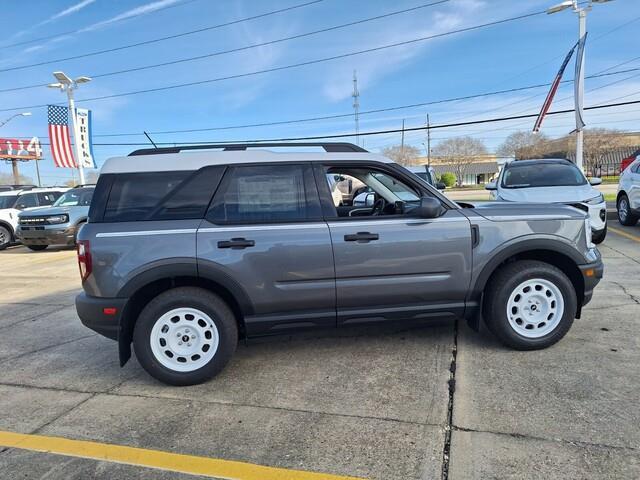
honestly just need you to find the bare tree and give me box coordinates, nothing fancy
[431,137,488,187]
[497,131,549,159]
[0,172,32,185]
[567,128,628,177]
[381,144,422,166]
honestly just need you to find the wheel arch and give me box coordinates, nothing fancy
[468,240,587,330]
[116,262,252,366]
[0,219,15,240]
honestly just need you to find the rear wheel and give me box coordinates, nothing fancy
[133,287,238,386]
[0,226,11,251]
[618,194,639,226]
[27,245,48,251]
[484,260,577,350]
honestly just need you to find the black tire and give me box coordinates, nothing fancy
[0,225,11,251]
[483,260,577,350]
[27,245,48,251]
[133,287,238,386]
[592,224,607,244]
[617,193,639,226]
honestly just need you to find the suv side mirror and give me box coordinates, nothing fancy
[417,197,444,218]
[435,182,446,190]
[485,182,497,191]
[589,177,602,186]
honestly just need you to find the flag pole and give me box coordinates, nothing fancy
[575,9,587,172]
[66,86,85,185]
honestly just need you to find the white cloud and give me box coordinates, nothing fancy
[78,0,183,32]
[44,0,97,25]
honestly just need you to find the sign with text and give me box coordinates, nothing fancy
[0,137,42,160]
[75,108,96,169]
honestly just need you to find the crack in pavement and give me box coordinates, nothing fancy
[440,318,458,480]
[452,425,639,452]
[611,282,640,305]
[600,244,640,266]
[0,305,70,331]
[0,333,97,365]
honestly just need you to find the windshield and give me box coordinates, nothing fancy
[0,195,18,209]
[502,163,587,188]
[371,172,420,201]
[53,189,93,207]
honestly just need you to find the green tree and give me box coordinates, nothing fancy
[438,172,456,187]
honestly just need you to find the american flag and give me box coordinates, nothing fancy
[48,105,77,168]
[533,42,578,133]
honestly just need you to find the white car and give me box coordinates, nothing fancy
[0,187,68,250]
[486,158,607,244]
[617,154,640,226]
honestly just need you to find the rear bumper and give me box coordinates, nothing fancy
[17,225,77,245]
[75,292,127,341]
[579,255,604,308]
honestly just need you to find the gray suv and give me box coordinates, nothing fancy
[76,143,603,386]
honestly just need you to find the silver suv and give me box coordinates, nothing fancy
[76,143,603,385]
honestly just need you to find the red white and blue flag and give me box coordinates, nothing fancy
[533,42,578,133]
[47,105,77,168]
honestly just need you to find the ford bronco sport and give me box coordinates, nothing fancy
[76,143,603,386]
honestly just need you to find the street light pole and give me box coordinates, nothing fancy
[547,0,614,172]
[47,71,92,185]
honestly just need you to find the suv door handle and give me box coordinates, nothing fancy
[217,238,255,249]
[344,232,379,242]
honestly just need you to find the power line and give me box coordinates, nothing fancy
[0,8,548,112]
[0,0,324,74]
[0,0,201,50]
[0,0,447,93]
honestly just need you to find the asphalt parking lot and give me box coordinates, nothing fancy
[0,222,639,480]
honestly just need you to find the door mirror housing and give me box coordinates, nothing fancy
[485,182,497,191]
[435,182,446,190]
[417,197,444,218]
[589,177,602,186]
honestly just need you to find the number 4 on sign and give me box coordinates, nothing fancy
[26,137,42,159]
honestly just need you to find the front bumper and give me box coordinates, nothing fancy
[76,292,127,341]
[17,224,77,245]
[586,201,607,232]
[579,253,604,308]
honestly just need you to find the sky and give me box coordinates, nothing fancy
[0,0,638,185]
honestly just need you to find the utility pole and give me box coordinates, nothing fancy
[426,114,431,168]
[547,0,614,172]
[352,70,360,146]
[400,119,405,157]
[47,71,92,184]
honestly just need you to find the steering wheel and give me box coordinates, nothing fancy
[371,198,387,216]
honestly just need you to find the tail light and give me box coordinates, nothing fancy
[77,240,92,281]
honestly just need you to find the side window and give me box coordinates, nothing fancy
[37,192,59,205]
[102,168,223,222]
[15,193,37,209]
[208,164,320,224]
[633,162,640,174]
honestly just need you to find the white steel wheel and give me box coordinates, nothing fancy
[506,278,565,339]
[150,307,220,372]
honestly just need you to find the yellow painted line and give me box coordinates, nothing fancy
[609,226,640,243]
[0,430,364,480]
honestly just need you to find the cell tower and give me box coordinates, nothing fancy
[352,70,360,146]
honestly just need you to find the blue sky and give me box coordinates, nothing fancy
[0,0,638,185]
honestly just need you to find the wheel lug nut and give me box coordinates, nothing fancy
[176,333,181,337]
[178,341,183,345]
[187,343,192,347]
[191,335,195,339]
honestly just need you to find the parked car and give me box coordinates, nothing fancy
[620,149,639,174]
[485,159,607,244]
[0,184,37,192]
[0,187,68,250]
[76,143,602,386]
[405,165,446,190]
[617,155,640,226]
[16,186,94,251]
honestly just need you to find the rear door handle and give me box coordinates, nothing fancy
[217,238,255,249]
[344,232,379,242]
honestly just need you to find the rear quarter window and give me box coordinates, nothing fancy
[98,167,224,223]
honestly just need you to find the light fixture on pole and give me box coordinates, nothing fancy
[547,0,614,172]
[0,112,32,128]
[47,71,92,184]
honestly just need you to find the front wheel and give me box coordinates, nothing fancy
[483,260,577,350]
[618,194,639,226]
[133,287,238,386]
[592,224,607,244]
[0,226,11,251]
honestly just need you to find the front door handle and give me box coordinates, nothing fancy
[344,232,379,242]
[217,238,255,249]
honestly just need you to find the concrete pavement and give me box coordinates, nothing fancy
[0,223,639,479]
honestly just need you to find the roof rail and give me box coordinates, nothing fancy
[128,142,368,156]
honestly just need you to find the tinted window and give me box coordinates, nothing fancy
[208,165,319,223]
[502,163,586,188]
[54,189,94,207]
[0,195,18,209]
[38,192,60,205]
[15,193,37,209]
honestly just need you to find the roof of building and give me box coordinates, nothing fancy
[101,150,392,174]
[431,161,499,175]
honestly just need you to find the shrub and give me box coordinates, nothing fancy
[438,172,456,187]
